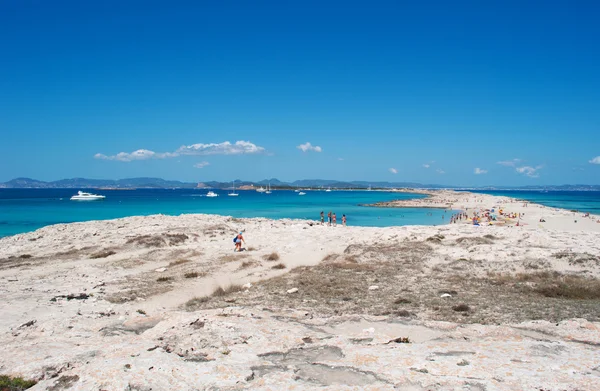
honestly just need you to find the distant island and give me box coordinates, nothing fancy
[1,177,599,191]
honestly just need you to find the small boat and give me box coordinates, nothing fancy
[70,191,106,201]
[294,189,300,193]
[206,191,218,197]
[325,187,332,192]
[298,192,306,196]
[228,181,239,197]
[265,183,272,194]
[256,187,266,193]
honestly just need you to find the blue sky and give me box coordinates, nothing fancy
[1,1,599,186]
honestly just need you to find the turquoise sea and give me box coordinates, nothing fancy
[2,189,598,238]
[469,190,600,215]
[0,189,450,238]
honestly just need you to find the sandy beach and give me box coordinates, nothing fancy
[1,190,599,390]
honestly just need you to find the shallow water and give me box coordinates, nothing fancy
[469,190,600,215]
[0,189,453,237]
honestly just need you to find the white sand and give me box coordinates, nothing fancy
[0,191,599,390]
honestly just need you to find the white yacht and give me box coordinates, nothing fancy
[206,191,218,197]
[325,187,332,192]
[228,181,239,196]
[298,191,306,196]
[70,191,106,201]
[256,186,266,193]
[265,183,272,194]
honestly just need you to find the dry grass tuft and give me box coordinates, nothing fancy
[271,263,286,270]
[168,259,191,267]
[18,254,33,259]
[455,236,494,246]
[452,304,471,312]
[534,276,600,299]
[184,272,201,279]
[483,234,499,240]
[90,250,116,259]
[126,233,188,248]
[212,284,243,297]
[247,246,256,251]
[219,254,248,263]
[426,234,445,243]
[185,296,209,309]
[156,276,174,282]
[322,253,338,262]
[239,260,258,269]
[264,252,280,261]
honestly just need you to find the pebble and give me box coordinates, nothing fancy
[287,288,298,294]
[368,285,379,291]
[155,268,167,272]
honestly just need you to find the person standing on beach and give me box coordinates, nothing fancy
[332,213,337,226]
[342,214,346,226]
[320,211,325,225]
[327,211,332,226]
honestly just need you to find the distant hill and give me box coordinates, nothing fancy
[1,177,599,190]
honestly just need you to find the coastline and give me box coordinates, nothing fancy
[369,189,600,232]
[1,191,599,389]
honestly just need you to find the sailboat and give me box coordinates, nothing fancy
[228,181,239,196]
[325,187,332,192]
[265,183,272,194]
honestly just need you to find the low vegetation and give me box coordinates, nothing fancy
[90,250,116,259]
[185,296,209,309]
[157,276,173,282]
[271,263,286,270]
[452,304,471,312]
[264,252,280,261]
[126,233,188,248]
[168,259,191,267]
[239,260,258,269]
[0,375,37,391]
[184,272,200,279]
[211,284,243,297]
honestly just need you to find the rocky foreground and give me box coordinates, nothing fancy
[1,192,600,390]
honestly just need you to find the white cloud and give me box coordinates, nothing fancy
[95,140,265,162]
[389,168,398,174]
[590,156,600,164]
[422,164,430,169]
[193,161,210,169]
[297,142,322,153]
[516,165,543,178]
[177,141,265,156]
[436,169,445,174]
[497,158,521,167]
[474,168,488,175]
[94,149,177,162]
